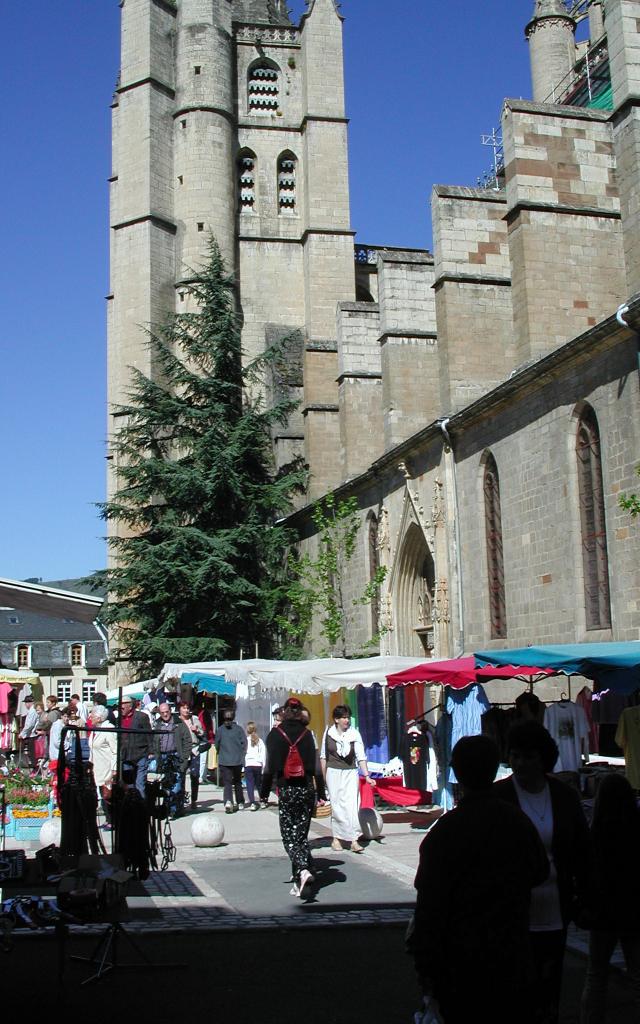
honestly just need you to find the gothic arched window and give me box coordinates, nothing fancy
[576,406,611,629]
[247,60,280,114]
[237,150,257,212]
[277,151,297,213]
[483,454,507,639]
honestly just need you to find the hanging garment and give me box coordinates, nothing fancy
[400,728,430,790]
[344,688,359,729]
[16,684,33,719]
[544,700,589,772]
[447,684,491,746]
[446,684,491,782]
[482,707,515,764]
[434,711,454,809]
[388,686,406,760]
[615,706,640,789]
[0,712,13,751]
[404,683,425,726]
[576,686,599,754]
[359,776,431,809]
[0,683,14,715]
[357,684,388,764]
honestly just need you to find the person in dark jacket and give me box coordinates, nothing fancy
[408,735,549,1024]
[153,702,192,818]
[260,697,326,898]
[580,773,640,1023]
[215,709,248,812]
[495,719,590,1024]
[119,697,152,797]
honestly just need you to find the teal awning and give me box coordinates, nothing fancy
[182,671,235,696]
[474,642,640,694]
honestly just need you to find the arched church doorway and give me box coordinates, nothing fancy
[394,522,436,656]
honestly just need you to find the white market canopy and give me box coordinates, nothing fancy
[0,667,40,685]
[159,656,430,695]
[104,678,160,704]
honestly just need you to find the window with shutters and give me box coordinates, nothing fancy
[576,407,611,629]
[248,60,279,114]
[483,454,507,639]
[277,151,296,213]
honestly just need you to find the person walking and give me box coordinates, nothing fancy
[197,699,215,783]
[580,773,640,1023]
[320,704,375,854]
[215,709,247,812]
[154,702,192,818]
[244,722,266,810]
[88,705,118,828]
[178,702,204,811]
[120,696,152,797]
[260,698,325,898]
[408,735,549,1024]
[19,695,39,772]
[494,720,590,1024]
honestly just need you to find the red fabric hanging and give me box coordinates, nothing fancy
[359,776,431,809]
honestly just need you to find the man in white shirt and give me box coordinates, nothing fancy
[19,695,39,770]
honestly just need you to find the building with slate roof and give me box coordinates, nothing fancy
[0,578,108,702]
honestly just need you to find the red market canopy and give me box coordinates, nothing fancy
[386,656,555,690]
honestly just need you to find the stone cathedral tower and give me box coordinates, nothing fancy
[108,0,354,505]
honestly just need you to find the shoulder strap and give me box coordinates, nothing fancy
[276,725,307,750]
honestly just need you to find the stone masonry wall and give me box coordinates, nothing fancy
[336,302,383,479]
[432,186,515,413]
[455,330,640,650]
[606,0,640,294]
[503,101,626,365]
[376,252,438,450]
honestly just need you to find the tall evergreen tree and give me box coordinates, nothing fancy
[91,240,305,674]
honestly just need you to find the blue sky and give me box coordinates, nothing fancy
[0,0,535,582]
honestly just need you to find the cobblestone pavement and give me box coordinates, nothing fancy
[0,783,630,970]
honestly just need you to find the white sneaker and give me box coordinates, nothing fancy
[289,883,300,896]
[225,801,233,814]
[250,803,259,811]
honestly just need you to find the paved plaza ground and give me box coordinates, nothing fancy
[2,783,637,1021]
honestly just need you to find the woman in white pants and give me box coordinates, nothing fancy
[320,704,375,854]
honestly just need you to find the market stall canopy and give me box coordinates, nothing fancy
[181,671,235,696]
[0,668,40,684]
[160,656,428,694]
[386,656,554,689]
[105,679,159,705]
[474,642,640,695]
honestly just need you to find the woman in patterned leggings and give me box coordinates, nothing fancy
[260,698,326,898]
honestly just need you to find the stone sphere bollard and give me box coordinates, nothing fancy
[39,817,62,847]
[191,813,225,848]
[358,806,383,840]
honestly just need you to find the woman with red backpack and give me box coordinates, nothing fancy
[260,697,325,898]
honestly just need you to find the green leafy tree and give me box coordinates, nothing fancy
[619,465,640,518]
[279,494,387,657]
[90,239,305,674]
